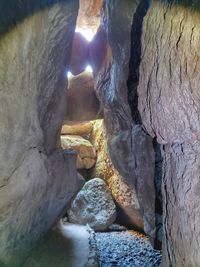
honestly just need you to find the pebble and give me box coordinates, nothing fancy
[96,231,162,267]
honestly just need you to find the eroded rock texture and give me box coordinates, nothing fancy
[138,1,200,266]
[0,1,79,266]
[90,120,144,230]
[92,0,157,245]
[68,178,117,231]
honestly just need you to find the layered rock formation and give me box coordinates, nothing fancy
[0,1,79,266]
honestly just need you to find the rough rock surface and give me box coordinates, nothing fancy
[90,120,143,230]
[137,1,200,265]
[92,0,157,245]
[68,178,117,231]
[0,1,79,266]
[61,135,96,169]
[96,231,162,267]
[89,28,108,74]
[76,0,102,36]
[66,72,103,122]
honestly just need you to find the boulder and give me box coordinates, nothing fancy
[61,135,96,169]
[68,178,116,231]
[90,120,143,230]
[66,72,103,122]
[61,121,93,137]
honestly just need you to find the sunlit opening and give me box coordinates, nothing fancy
[85,65,93,73]
[75,27,95,42]
[67,71,73,78]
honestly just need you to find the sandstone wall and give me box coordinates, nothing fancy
[0,1,79,266]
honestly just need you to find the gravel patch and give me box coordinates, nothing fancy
[96,230,162,267]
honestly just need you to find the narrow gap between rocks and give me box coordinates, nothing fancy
[58,1,162,267]
[23,1,162,267]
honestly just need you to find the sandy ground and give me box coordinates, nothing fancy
[22,223,90,267]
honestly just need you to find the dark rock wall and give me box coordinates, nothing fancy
[127,0,163,249]
[93,0,157,245]
[0,1,79,266]
[138,1,200,266]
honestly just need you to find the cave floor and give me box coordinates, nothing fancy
[22,223,162,267]
[22,223,91,267]
[96,230,162,267]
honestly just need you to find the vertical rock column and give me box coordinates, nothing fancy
[138,1,200,266]
[0,1,79,266]
[91,0,157,245]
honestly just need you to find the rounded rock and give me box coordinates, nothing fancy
[68,178,117,230]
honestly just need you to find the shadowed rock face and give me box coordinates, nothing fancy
[90,120,144,230]
[138,1,200,266]
[0,1,79,266]
[89,28,108,74]
[92,0,157,246]
[66,72,103,122]
[69,32,89,76]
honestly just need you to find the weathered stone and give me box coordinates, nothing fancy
[0,1,79,266]
[66,71,103,122]
[68,178,117,231]
[61,121,93,137]
[69,32,89,75]
[137,1,200,265]
[90,120,144,230]
[61,135,96,169]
